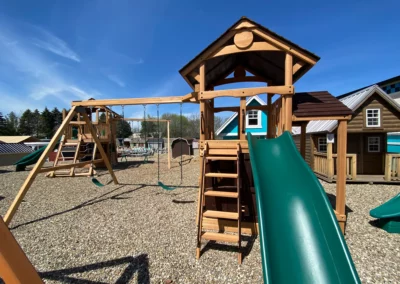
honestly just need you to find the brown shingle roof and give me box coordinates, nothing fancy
[293,91,353,118]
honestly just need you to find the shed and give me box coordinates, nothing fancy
[147,138,164,150]
[0,143,33,166]
[171,138,194,158]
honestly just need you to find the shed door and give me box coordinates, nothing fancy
[363,134,384,175]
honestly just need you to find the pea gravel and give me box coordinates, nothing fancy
[0,155,399,283]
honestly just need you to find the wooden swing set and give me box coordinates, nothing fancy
[1,16,353,281]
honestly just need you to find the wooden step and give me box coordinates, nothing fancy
[204,191,238,198]
[205,173,238,178]
[208,149,238,156]
[64,142,79,146]
[206,156,237,161]
[203,210,238,220]
[201,232,239,243]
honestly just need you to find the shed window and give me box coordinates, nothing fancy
[366,109,380,127]
[246,110,261,128]
[318,137,327,152]
[368,137,380,152]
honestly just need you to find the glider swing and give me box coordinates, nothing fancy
[157,103,183,191]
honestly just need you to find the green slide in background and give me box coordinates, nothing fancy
[15,143,59,172]
[247,132,360,283]
[370,193,400,233]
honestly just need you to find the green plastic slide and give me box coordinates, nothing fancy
[247,132,360,284]
[15,147,47,171]
[370,193,400,233]
[15,143,59,171]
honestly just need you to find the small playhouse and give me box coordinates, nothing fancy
[171,138,194,158]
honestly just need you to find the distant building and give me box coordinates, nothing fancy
[0,142,33,166]
[0,136,40,143]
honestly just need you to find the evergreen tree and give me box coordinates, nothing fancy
[116,120,132,138]
[7,112,19,135]
[32,109,41,137]
[0,112,9,135]
[99,112,106,123]
[40,107,54,138]
[18,109,33,135]
[51,107,63,133]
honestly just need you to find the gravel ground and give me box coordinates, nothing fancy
[0,155,399,283]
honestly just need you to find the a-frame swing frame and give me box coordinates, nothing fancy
[3,106,118,226]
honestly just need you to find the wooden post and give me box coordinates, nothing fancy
[385,154,392,181]
[239,97,246,140]
[167,120,171,169]
[3,107,79,225]
[351,154,357,180]
[267,94,273,139]
[69,135,82,176]
[210,99,215,140]
[62,108,66,120]
[336,120,347,233]
[284,53,293,132]
[95,109,99,123]
[300,122,307,158]
[0,218,43,283]
[327,140,334,180]
[81,112,118,184]
[197,63,206,226]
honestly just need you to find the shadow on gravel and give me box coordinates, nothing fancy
[0,169,11,174]
[11,184,148,230]
[0,196,4,201]
[326,193,353,214]
[200,235,257,262]
[39,254,149,284]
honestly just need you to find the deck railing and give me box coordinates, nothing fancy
[384,153,400,181]
[65,122,110,140]
[313,152,357,180]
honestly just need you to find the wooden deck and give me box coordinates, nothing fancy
[318,174,400,185]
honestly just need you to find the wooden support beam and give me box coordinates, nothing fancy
[213,105,269,113]
[239,97,247,140]
[212,41,279,58]
[72,94,199,107]
[293,61,305,74]
[200,85,293,100]
[252,29,318,65]
[3,107,79,226]
[267,94,273,139]
[284,53,293,132]
[39,159,104,173]
[81,112,118,185]
[327,140,334,179]
[293,115,352,121]
[0,218,43,283]
[336,120,348,233]
[214,75,268,87]
[95,109,99,123]
[300,122,307,158]
[167,120,171,169]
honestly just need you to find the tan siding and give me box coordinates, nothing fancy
[348,93,400,132]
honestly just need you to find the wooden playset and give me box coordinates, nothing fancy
[1,17,358,281]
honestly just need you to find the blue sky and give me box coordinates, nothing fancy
[0,0,399,119]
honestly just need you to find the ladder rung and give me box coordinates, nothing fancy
[201,232,239,243]
[64,142,79,146]
[205,173,238,178]
[206,156,237,161]
[203,210,238,220]
[204,191,238,198]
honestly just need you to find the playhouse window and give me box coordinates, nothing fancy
[318,137,327,152]
[368,137,380,152]
[366,109,380,127]
[246,110,261,128]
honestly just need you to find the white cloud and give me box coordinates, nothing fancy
[107,74,126,87]
[30,25,80,62]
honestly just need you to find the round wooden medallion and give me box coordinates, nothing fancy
[234,31,254,49]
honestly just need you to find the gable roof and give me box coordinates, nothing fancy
[293,91,353,118]
[0,143,33,154]
[292,85,400,134]
[179,16,320,90]
[216,95,266,136]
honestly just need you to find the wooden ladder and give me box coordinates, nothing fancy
[196,142,242,264]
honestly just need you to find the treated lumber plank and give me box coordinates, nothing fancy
[206,156,237,161]
[204,191,239,198]
[203,210,239,220]
[200,86,293,100]
[38,159,103,173]
[205,173,238,178]
[201,232,239,243]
